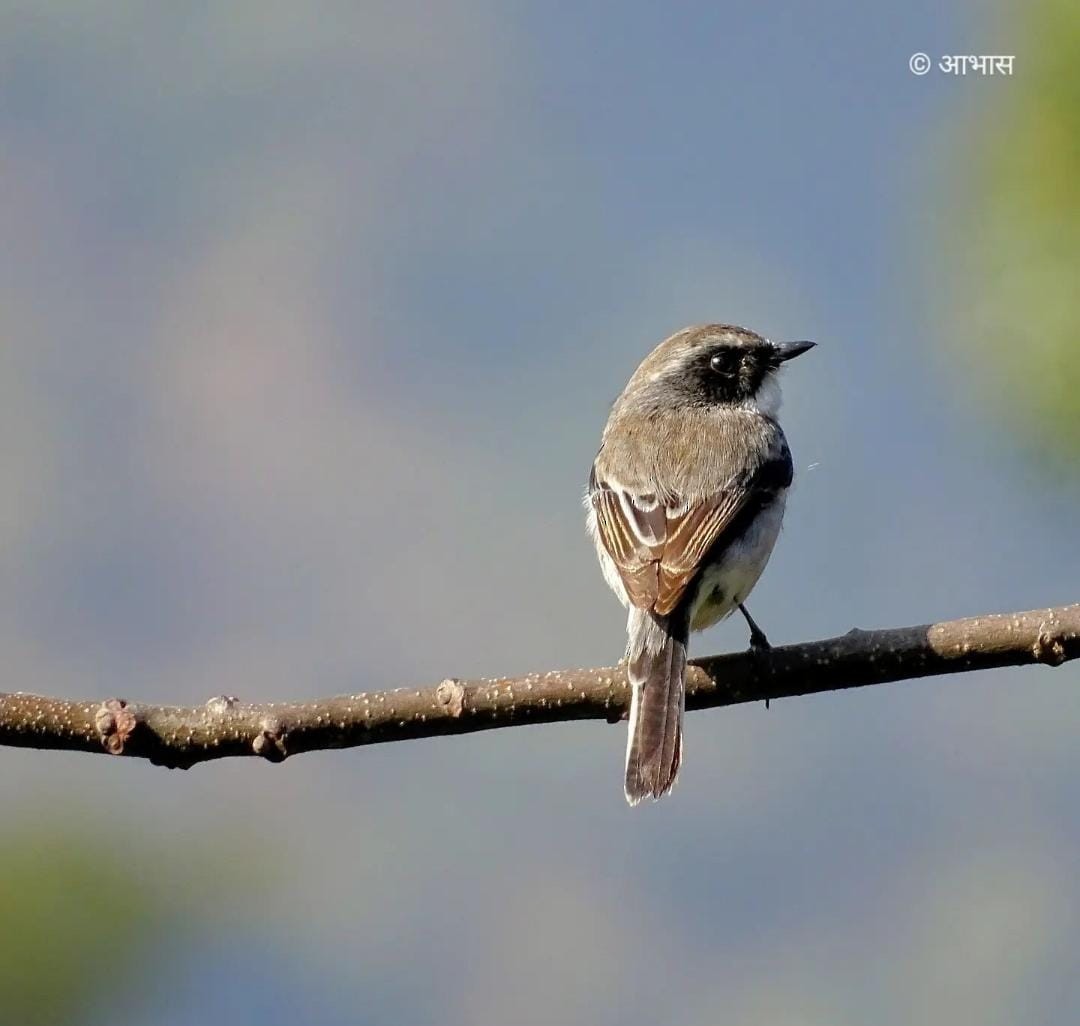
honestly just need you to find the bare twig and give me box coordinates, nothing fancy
[1,603,1077,769]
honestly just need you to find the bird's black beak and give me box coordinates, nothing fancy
[773,340,816,362]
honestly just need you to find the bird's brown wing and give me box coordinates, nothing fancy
[590,483,667,609]
[653,492,750,614]
[590,474,753,616]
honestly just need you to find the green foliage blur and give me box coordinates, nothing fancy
[0,823,171,1026]
[0,812,252,1026]
[941,0,1080,466]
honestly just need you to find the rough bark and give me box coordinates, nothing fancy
[1,603,1076,770]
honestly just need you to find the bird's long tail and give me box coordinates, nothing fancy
[624,607,689,805]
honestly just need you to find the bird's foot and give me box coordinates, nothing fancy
[738,603,772,654]
[748,625,772,653]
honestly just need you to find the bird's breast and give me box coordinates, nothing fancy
[688,495,787,632]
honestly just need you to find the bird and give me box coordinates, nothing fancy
[585,324,814,804]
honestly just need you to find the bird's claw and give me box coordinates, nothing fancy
[748,629,772,653]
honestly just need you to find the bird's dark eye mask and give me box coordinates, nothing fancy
[696,345,771,401]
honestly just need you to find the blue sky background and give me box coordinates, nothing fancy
[2,2,1078,1024]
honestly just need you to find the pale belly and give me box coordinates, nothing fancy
[688,496,786,632]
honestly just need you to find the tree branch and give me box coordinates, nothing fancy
[1,603,1077,769]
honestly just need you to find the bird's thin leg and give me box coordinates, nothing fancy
[739,603,774,709]
[738,603,771,652]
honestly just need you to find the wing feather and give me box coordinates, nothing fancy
[590,440,792,617]
[654,492,749,614]
[591,477,751,615]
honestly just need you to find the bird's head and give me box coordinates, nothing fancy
[623,324,815,417]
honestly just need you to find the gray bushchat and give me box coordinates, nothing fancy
[586,324,814,804]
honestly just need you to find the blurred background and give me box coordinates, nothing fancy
[1,1,1077,1023]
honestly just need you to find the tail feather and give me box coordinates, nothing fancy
[624,609,689,805]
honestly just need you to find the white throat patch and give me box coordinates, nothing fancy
[746,370,782,417]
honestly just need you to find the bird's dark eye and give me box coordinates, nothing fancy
[708,352,743,375]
